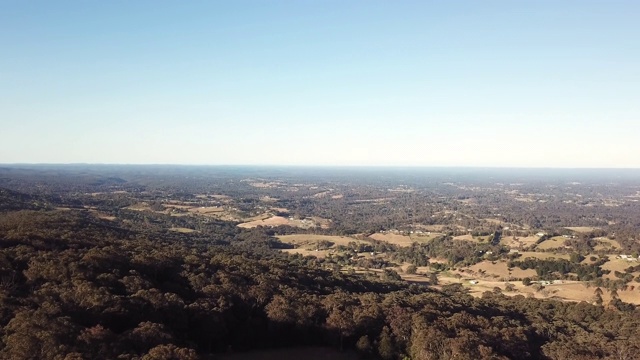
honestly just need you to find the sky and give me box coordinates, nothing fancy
[1,1,639,167]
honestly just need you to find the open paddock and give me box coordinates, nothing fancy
[188,206,225,215]
[88,210,116,221]
[369,233,414,247]
[468,260,537,280]
[565,226,599,233]
[169,227,197,233]
[282,248,330,259]
[500,236,540,249]
[452,234,489,243]
[517,251,570,260]
[277,234,366,248]
[238,216,290,228]
[536,236,568,250]
[601,257,640,279]
[409,232,444,242]
[594,238,621,250]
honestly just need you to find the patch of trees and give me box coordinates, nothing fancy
[508,258,607,281]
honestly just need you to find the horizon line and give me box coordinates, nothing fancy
[2,163,640,170]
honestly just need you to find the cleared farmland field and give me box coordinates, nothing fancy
[536,236,568,250]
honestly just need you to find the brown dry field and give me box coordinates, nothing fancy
[565,226,599,233]
[278,234,368,259]
[365,257,640,305]
[436,276,592,303]
[468,260,537,280]
[88,210,116,221]
[169,227,197,233]
[452,234,490,243]
[536,236,568,250]
[594,238,621,250]
[163,204,193,210]
[238,216,290,228]
[312,191,331,198]
[188,206,225,215]
[192,194,231,200]
[409,232,444,242]
[277,234,365,247]
[517,251,570,260]
[238,216,322,229]
[368,233,414,247]
[424,256,640,305]
[310,216,332,229]
[500,236,539,249]
[281,248,330,258]
[484,218,505,225]
[434,273,640,305]
[125,203,152,211]
[601,257,639,280]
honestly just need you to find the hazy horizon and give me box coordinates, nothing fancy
[3,163,640,171]
[2,1,639,167]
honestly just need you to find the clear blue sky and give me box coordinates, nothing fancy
[1,1,639,167]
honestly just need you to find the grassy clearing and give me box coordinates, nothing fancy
[517,251,570,260]
[281,248,330,258]
[500,236,539,249]
[409,233,444,243]
[536,236,567,250]
[88,210,116,221]
[238,216,290,228]
[277,234,364,247]
[468,260,537,280]
[593,238,621,251]
[601,257,639,279]
[369,233,413,247]
[169,227,197,233]
[565,226,599,233]
[417,224,447,232]
[278,234,368,259]
[188,206,225,215]
[452,234,490,243]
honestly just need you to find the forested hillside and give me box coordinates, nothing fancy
[1,208,640,360]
